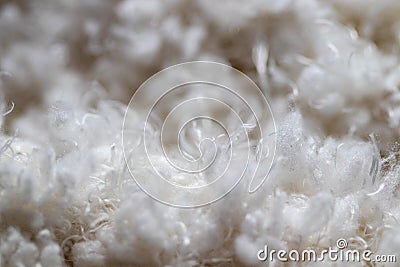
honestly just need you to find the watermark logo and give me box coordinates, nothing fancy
[257,238,397,263]
[122,61,276,207]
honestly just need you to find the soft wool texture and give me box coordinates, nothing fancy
[1,0,400,266]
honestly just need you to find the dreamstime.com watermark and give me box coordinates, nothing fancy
[257,239,397,263]
[122,61,276,208]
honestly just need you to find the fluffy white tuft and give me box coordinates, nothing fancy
[1,0,400,266]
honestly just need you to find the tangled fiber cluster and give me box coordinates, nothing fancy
[1,0,400,266]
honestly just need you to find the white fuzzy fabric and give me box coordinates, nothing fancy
[1,0,400,266]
